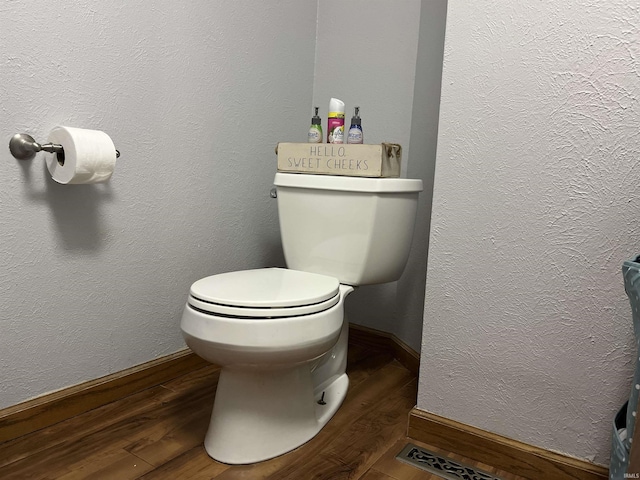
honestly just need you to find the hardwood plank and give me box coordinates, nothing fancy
[408,407,608,480]
[116,378,216,463]
[124,410,210,466]
[360,469,400,480]
[0,365,220,470]
[138,447,229,480]
[55,449,154,480]
[0,368,217,478]
[0,349,207,444]
[0,385,172,469]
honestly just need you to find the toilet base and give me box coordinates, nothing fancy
[204,364,348,464]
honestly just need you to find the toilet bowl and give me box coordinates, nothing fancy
[180,172,422,465]
[181,267,354,464]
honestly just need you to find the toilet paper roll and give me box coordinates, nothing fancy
[46,126,117,184]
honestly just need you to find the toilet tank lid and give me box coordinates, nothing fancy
[274,173,423,193]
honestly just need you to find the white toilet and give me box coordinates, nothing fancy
[180,172,422,464]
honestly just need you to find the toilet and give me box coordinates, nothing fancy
[180,172,422,464]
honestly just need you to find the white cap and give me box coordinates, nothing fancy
[329,98,345,115]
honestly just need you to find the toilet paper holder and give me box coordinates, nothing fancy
[9,133,120,162]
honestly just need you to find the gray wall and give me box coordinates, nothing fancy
[313,0,446,352]
[0,0,317,409]
[1,0,447,414]
[398,0,448,347]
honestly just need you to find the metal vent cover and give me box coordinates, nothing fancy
[395,443,505,480]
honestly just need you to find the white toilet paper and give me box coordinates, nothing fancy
[46,126,117,184]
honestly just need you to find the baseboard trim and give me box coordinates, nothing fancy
[407,407,608,480]
[348,323,420,375]
[0,349,208,444]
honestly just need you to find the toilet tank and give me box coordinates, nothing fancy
[274,173,423,286]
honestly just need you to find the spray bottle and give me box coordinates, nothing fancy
[308,107,323,143]
[327,98,345,144]
[347,106,363,144]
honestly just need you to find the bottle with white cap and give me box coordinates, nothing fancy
[327,98,345,144]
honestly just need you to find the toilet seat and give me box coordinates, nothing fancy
[188,268,340,318]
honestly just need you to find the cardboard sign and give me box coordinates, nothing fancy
[276,143,401,177]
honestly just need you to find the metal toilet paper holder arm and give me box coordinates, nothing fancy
[9,133,120,162]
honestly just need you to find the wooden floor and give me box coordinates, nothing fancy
[0,344,526,480]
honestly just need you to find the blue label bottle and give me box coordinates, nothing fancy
[347,106,363,144]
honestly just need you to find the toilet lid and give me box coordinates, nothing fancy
[188,268,341,317]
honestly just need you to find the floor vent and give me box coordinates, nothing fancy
[395,443,505,480]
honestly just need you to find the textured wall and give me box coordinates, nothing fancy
[419,0,640,464]
[0,0,316,409]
